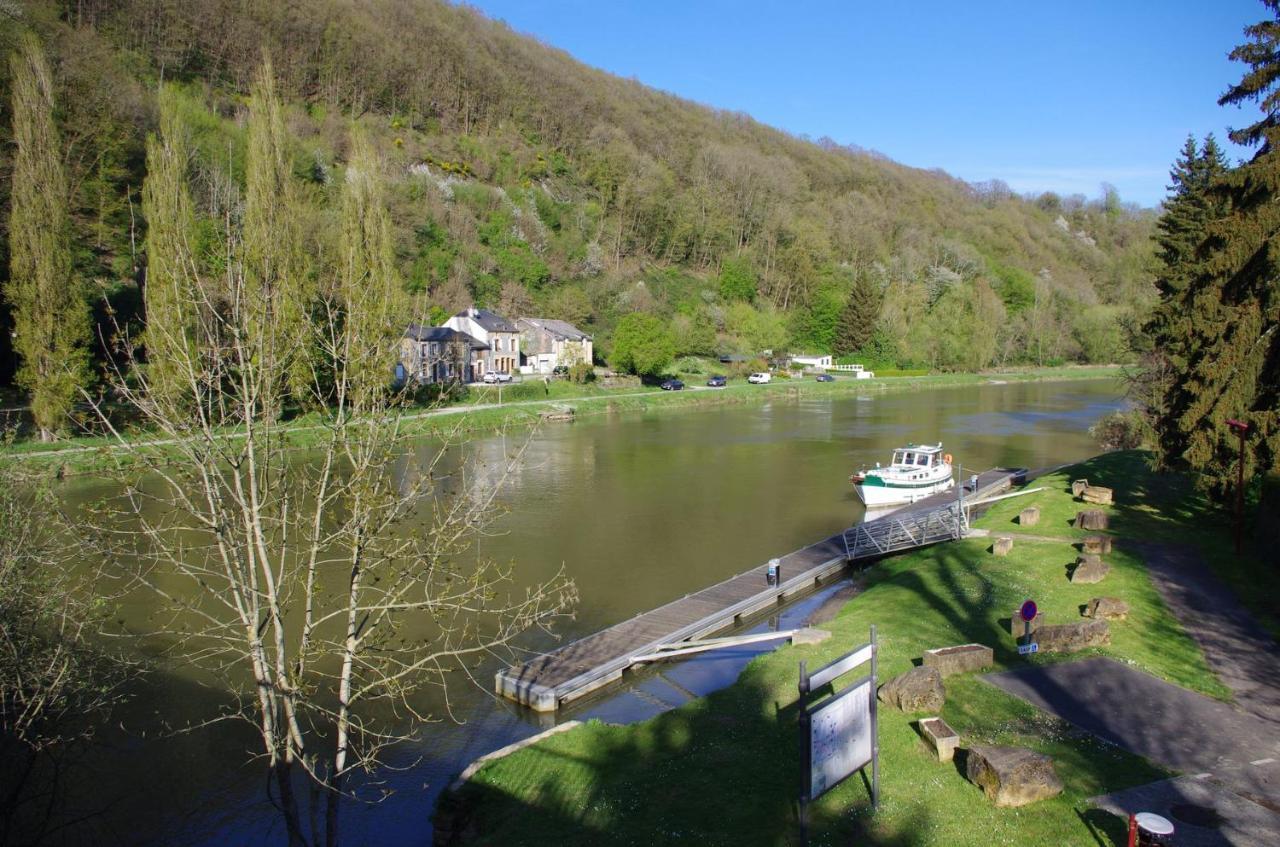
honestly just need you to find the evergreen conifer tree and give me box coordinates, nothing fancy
[1149,1,1280,491]
[6,35,91,441]
[832,270,881,357]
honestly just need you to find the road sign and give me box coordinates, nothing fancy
[1017,642,1039,655]
[1019,599,1038,623]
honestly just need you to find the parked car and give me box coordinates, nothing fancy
[551,365,570,377]
[482,371,513,384]
[706,375,727,388]
[815,373,835,382]
[748,372,772,384]
[660,378,685,391]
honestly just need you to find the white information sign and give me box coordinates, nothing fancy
[807,678,872,799]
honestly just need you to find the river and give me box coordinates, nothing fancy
[50,377,1126,846]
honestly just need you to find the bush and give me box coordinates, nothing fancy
[1089,410,1150,451]
[568,362,595,384]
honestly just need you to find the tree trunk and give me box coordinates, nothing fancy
[274,759,309,847]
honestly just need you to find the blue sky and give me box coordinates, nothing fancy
[464,0,1265,208]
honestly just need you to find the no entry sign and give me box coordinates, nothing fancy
[1019,599,1038,623]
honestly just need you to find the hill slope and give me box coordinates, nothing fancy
[0,0,1156,375]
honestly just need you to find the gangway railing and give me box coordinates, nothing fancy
[841,501,968,561]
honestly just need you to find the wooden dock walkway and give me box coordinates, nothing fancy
[496,468,1022,712]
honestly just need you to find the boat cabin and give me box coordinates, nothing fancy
[893,444,943,468]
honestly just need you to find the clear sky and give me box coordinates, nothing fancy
[463,0,1266,208]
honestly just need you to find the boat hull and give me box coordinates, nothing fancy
[853,476,955,507]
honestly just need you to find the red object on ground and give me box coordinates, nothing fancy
[1127,813,1137,847]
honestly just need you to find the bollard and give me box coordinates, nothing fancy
[767,558,781,587]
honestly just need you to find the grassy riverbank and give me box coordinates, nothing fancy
[437,451,1263,846]
[1,365,1120,476]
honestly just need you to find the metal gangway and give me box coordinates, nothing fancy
[841,499,967,560]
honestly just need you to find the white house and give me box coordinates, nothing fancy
[444,307,520,375]
[789,353,833,370]
[517,318,593,374]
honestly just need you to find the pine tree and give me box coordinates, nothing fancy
[832,270,881,357]
[141,86,199,406]
[1149,2,1280,492]
[6,35,91,442]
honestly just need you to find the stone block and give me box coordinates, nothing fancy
[1019,506,1040,527]
[877,666,945,713]
[1083,597,1130,620]
[1009,611,1043,639]
[919,716,960,762]
[1070,554,1111,584]
[923,643,993,677]
[1077,509,1109,530]
[790,627,831,645]
[1071,479,1090,497]
[993,536,1014,556]
[1081,534,1113,555]
[1082,485,1114,505]
[1035,620,1111,653]
[966,745,1064,807]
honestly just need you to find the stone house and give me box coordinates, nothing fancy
[517,318,593,374]
[400,324,488,384]
[444,307,520,375]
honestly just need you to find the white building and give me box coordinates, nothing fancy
[789,353,833,370]
[444,307,520,375]
[517,318,593,374]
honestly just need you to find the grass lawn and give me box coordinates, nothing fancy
[440,452,1237,846]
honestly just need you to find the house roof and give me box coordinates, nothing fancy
[404,324,489,350]
[455,307,518,333]
[517,317,591,341]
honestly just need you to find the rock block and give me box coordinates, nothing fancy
[923,643,993,677]
[993,536,1014,556]
[1082,485,1114,505]
[1070,554,1111,584]
[877,666,945,713]
[1009,611,1043,638]
[919,716,960,762]
[1077,509,1109,530]
[1019,506,1040,527]
[1081,534,1113,555]
[1071,479,1090,497]
[966,745,1064,807]
[1083,597,1130,620]
[1035,620,1111,653]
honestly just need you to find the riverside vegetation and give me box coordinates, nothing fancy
[436,451,1265,846]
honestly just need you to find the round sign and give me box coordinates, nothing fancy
[1019,599,1038,623]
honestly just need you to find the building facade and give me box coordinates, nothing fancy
[400,324,488,384]
[444,308,520,375]
[517,318,593,374]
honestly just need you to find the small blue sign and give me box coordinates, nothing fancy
[1017,643,1039,655]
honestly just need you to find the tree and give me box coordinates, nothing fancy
[717,255,757,302]
[96,84,575,847]
[6,35,91,441]
[1143,2,1280,491]
[832,270,881,356]
[610,313,675,376]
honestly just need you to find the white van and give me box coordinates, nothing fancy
[748,372,772,384]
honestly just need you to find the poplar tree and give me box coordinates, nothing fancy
[141,86,199,406]
[6,35,91,441]
[1150,1,1280,491]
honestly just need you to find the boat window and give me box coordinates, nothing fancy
[917,454,928,466]
[902,452,914,465]
[893,452,903,465]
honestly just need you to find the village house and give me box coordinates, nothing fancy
[517,318,593,374]
[399,324,488,384]
[444,307,520,375]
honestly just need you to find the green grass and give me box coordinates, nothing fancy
[441,452,1236,845]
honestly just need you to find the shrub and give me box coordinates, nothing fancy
[568,362,595,384]
[1089,410,1150,451]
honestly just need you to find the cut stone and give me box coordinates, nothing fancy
[1019,506,1040,527]
[1071,554,1111,584]
[1081,534,1113,555]
[1035,620,1111,653]
[993,536,1014,556]
[966,745,1064,807]
[1071,479,1090,497]
[923,643,993,677]
[1083,597,1130,620]
[1077,509,1109,530]
[877,666,945,713]
[919,716,960,762]
[1082,485,1114,505]
[1009,610,1043,638]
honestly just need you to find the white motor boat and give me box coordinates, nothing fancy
[850,443,955,507]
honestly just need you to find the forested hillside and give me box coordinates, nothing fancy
[1,0,1156,390]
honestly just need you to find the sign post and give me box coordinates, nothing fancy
[1017,599,1038,655]
[797,625,878,845]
